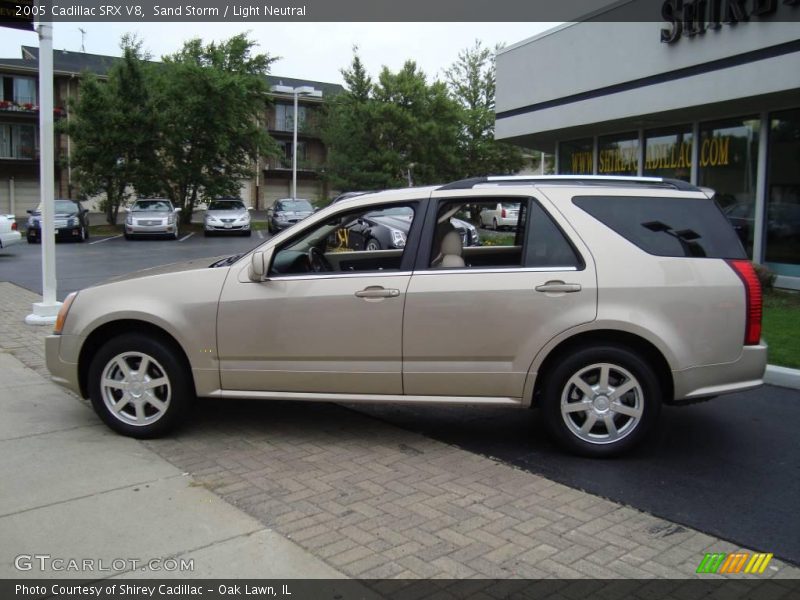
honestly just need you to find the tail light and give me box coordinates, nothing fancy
[11,221,17,231]
[727,260,762,345]
[501,208,507,218]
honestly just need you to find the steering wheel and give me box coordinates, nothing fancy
[307,247,332,272]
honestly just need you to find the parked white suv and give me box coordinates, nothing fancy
[0,214,22,250]
[46,176,766,456]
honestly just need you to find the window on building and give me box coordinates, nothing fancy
[0,123,37,159]
[698,117,760,258]
[598,133,639,176]
[274,103,307,132]
[765,108,800,276]
[643,126,693,181]
[558,138,593,175]
[277,140,307,168]
[1,76,36,105]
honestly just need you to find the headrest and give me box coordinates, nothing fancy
[440,230,463,255]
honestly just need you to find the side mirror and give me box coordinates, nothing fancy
[248,248,273,282]
[247,206,254,211]
[174,207,182,213]
[26,209,33,215]
[123,207,130,213]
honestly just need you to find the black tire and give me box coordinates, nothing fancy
[204,230,211,237]
[492,217,498,231]
[84,224,90,240]
[88,333,192,438]
[268,223,275,234]
[539,344,661,458]
[172,228,180,240]
[78,226,86,243]
[244,230,252,237]
[365,238,381,251]
[124,233,132,240]
[27,236,39,244]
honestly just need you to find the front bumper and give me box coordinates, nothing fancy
[672,344,768,401]
[27,226,83,241]
[45,334,81,396]
[126,223,176,236]
[205,222,250,233]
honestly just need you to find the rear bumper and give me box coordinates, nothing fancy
[45,334,81,396]
[672,344,768,401]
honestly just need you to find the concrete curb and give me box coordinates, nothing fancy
[765,364,800,390]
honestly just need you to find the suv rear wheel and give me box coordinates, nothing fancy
[88,333,191,438]
[540,345,661,457]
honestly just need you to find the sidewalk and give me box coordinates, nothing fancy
[1,281,799,580]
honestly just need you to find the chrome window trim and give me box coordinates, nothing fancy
[266,266,577,282]
[268,271,414,282]
[413,266,578,276]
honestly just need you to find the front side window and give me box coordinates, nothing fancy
[270,203,418,276]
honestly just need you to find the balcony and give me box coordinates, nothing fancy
[0,100,66,118]
[264,157,322,172]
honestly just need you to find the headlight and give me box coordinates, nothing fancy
[390,229,407,248]
[275,214,287,222]
[125,215,132,225]
[237,215,249,223]
[167,214,176,225]
[206,215,218,222]
[28,217,35,227]
[67,217,76,227]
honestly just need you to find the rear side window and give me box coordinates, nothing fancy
[525,201,582,269]
[573,195,746,259]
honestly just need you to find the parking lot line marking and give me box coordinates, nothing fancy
[179,232,194,242]
[257,230,264,239]
[89,234,122,245]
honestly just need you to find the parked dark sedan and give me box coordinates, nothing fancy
[332,206,480,251]
[26,199,90,243]
[267,198,315,234]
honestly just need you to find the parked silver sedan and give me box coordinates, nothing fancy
[204,198,252,236]
[124,199,182,240]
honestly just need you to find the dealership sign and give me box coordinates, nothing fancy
[661,0,800,43]
[0,0,34,30]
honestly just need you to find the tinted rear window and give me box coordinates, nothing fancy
[573,195,746,259]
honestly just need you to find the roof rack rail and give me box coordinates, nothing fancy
[437,175,700,192]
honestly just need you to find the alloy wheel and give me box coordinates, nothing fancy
[100,351,171,427]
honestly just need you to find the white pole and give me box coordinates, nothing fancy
[292,90,298,199]
[26,21,62,325]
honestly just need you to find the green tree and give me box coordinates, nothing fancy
[65,36,156,225]
[147,34,279,223]
[321,52,462,191]
[445,40,525,177]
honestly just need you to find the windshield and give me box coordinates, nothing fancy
[36,200,78,214]
[132,200,172,212]
[366,206,413,218]
[208,200,245,211]
[276,199,313,212]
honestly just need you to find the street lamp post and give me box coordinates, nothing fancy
[269,85,322,199]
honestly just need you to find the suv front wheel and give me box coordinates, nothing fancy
[88,333,191,438]
[540,345,661,457]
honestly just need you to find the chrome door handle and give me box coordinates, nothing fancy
[355,286,400,299]
[535,281,582,293]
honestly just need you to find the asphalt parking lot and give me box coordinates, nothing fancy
[2,223,799,567]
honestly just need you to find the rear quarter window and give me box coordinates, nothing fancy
[573,195,746,259]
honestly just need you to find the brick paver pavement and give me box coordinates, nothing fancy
[2,281,798,580]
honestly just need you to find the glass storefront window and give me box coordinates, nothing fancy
[558,138,593,175]
[765,108,800,276]
[698,117,760,258]
[643,126,693,181]
[598,133,639,176]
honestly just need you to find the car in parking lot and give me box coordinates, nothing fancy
[267,198,314,233]
[204,198,252,236]
[480,201,520,230]
[46,175,766,457]
[124,199,182,240]
[0,213,21,249]
[26,199,90,243]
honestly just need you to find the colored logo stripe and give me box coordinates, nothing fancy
[697,552,773,574]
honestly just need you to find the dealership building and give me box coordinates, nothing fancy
[495,7,800,288]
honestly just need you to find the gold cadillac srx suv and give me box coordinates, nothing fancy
[46,176,767,457]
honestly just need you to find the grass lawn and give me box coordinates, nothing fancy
[763,288,800,369]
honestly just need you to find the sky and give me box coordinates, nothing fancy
[0,22,558,86]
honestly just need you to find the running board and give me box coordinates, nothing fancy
[207,390,523,406]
